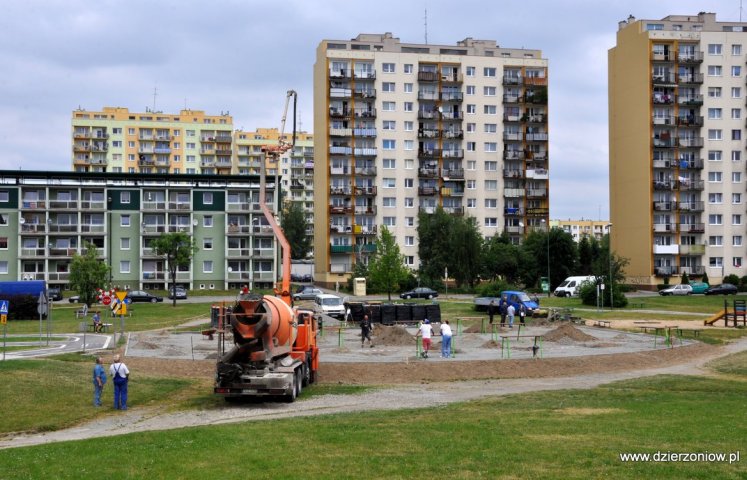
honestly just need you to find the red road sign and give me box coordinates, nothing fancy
[102,296,112,306]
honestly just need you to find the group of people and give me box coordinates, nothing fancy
[487,297,526,328]
[92,355,130,410]
[360,315,453,359]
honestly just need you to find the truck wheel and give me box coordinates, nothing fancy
[285,372,299,402]
[302,362,311,387]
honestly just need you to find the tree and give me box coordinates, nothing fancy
[681,271,690,285]
[449,216,483,288]
[482,236,520,284]
[367,226,409,301]
[520,228,577,293]
[69,242,111,307]
[578,237,594,275]
[152,232,197,307]
[417,208,453,288]
[281,201,312,259]
[701,271,709,286]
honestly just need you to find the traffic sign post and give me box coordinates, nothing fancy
[1,300,8,362]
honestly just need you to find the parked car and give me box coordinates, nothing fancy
[47,287,63,301]
[168,286,188,300]
[501,290,540,316]
[293,286,323,301]
[69,294,99,304]
[704,283,738,295]
[314,294,346,320]
[400,287,439,300]
[553,276,596,297]
[126,290,164,303]
[689,282,709,294]
[659,284,693,296]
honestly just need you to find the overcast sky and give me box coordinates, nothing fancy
[0,0,742,220]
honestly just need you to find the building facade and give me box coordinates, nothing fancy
[0,171,281,292]
[551,219,610,242]
[72,107,234,174]
[610,13,746,286]
[313,33,549,285]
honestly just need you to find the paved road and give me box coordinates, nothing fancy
[2,333,111,360]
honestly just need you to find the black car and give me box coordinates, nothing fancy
[400,287,439,300]
[704,283,738,295]
[168,287,188,300]
[47,288,63,301]
[126,290,164,303]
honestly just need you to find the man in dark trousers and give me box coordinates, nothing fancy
[499,296,508,327]
[361,314,373,348]
[487,299,496,324]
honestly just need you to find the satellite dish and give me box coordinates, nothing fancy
[19,218,25,224]
[437,106,443,113]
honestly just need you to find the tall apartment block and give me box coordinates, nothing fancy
[313,33,549,285]
[610,12,747,286]
[72,107,233,174]
[0,171,281,292]
[550,219,610,243]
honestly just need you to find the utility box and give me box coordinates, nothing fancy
[353,277,367,296]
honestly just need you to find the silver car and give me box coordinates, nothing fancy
[658,284,693,296]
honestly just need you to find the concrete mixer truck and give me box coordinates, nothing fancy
[213,90,319,401]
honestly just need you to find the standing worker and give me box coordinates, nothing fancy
[417,319,434,358]
[360,314,374,348]
[519,303,527,325]
[440,320,453,358]
[499,296,508,327]
[109,354,130,410]
[487,300,496,324]
[507,304,516,329]
[92,356,107,407]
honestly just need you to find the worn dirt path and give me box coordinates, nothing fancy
[1,336,745,451]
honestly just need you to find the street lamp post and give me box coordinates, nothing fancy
[541,219,550,297]
[607,224,613,309]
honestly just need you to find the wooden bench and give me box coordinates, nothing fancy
[630,302,646,309]
[675,328,702,338]
[639,325,659,334]
[89,323,113,333]
[593,320,611,328]
[499,335,544,359]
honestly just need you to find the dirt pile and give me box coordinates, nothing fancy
[543,323,597,343]
[372,324,416,346]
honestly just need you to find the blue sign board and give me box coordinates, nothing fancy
[0,300,8,314]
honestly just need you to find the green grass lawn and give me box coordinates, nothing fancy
[0,374,744,479]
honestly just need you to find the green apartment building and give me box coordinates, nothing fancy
[0,171,281,292]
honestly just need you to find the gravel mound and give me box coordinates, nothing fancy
[372,324,415,346]
[543,323,597,343]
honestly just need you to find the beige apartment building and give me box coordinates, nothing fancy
[551,219,610,242]
[313,33,549,285]
[610,12,747,287]
[72,107,233,174]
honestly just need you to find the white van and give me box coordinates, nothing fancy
[313,294,346,320]
[553,276,596,297]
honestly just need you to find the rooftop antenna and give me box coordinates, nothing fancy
[152,86,158,112]
[742,0,744,22]
[424,8,428,44]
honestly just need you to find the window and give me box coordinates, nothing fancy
[733,130,742,140]
[708,44,723,55]
[733,87,742,98]
[383,139,396,150]
[404,102,413,112]
[186,142,196,149]
[483,67,496,77]
[710,257,723,268]
[404,83,413,93]
[120,261,130,274]
[404,178,414,188]
[404,64,413,74]
[646,23,664,31]
[383,216,396,226]
[485,161,498,171]
[121,214,130,227]
[484,142,497,152]
[383,178,396,188]
[467,198,476,208]
[733,193,742,204]
[404,197,414,208]
[484,217,498,227]
[466,85,476,95]
[466,104,476,114]
[203,261,213,273]
[405,236,414,246]
[708,108,722,119]
[466,142,476,151]
[466,123,476,132]
[382,120,396,130]
[733,66,742,77]
[708,150,723,161]
[404,121,413,131]
[708,87,722,97]
[484,180,497,190]
[0,261,7,274]
[383,197,396,207]
[405,216,415,227]
[708,129,723,140]
[733,151,742,162]
[483,86,496,96]
[484,199,497,208]
[404,140,414,150]
[383,158,396,169]
[202,192,213,205]
[382,63,395,73]
[382,101,395,111]
[733,108,741,119]
[112,141,122,148]
[733,214,742,225]
[484,123,497,133]
[186,129,195,137]
[708,172,723,182]
[733,44,743,55]
[404,159,414,169]
[734,257,743,268]
[733,172,742,183]
[203,238,213,250]
[483,105,497,115]
[0,213,7,225]
[734,235,743,246]
[467,160,476,170]
[382,82,395,92]
[467,180,476,189]
[708,65,723,76]
[709,214,723,225]
[709,193,723,204]
[0,191,8,202]
[466,66,475,77]
[120,238,130,250]
[405,256,414,266]
[709,236,723,246]
[121,191,131,204]
[0,237,7,249]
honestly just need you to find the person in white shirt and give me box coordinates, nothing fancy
[417,319,433,358]
[440,320,453,358]
[507,304,516,328]
[109,354,130,410]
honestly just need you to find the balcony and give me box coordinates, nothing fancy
[677,115,704,127]
[680,244,706,255]
[678,137,704,148]
[21,223,46,233]
[417,71,440,82]
[679,265,706,275]
[678,73,704,84]
[503,132,523,142]
[353,128,377,137]
[526,207,549,216]
[80,223,106,233]
[253,249,274,259]
[440,187,464,196]
[142,201,167,210]
[142,224,166,234]
[354,186,377,195]
[353,70,376,80]
[418,186,437,196]
[443,149,464,159]
[354,88,376,98]
[20,248,46,258]
[442,168,464,179]
[678,179,704,191]
[503,151,525,160]
[329,205,354,214]
[353,147,377,156]
[329,68,352,79]
[329,108,350,118]
[653,201,675,211]
[525,133,548,142]
[418,167,439,178]
[418,149,441,159]
[329,186,353,195]
[524,76,547,86]
[353,107,376,118]
[441,111,462,121]
[443,129,464,139]
[680,223,705,233]
[227,224,251,234]
[653,181,675,190]
[330,146,352,155]
[526,168,549,180]
[653,137,676,148]
[526,114,547,124]
[142,271,166,281]
[355,166,377,176]
[652,73,677,85]
[653,223,674,232]
[443,206,464,216]
[418,129,441,139]
[654,266,676,277]
[48,223,79,233]
[417,91,440,101]
[504,207,523,216]
[49,200,79,210]
[504,188,526,198]
[678,95,704,106]
[653,159,672,169]
[503,94,521,104]
[652,93,675,104]
[654,244,679,255]
[652,115,675,126]
[441,91,463,102]
[678,201,704,212]
[227,271,252,281]
[678,51,703,63]
[502,76,521,86]
[330,87,353,98]
[527,188,548,198]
